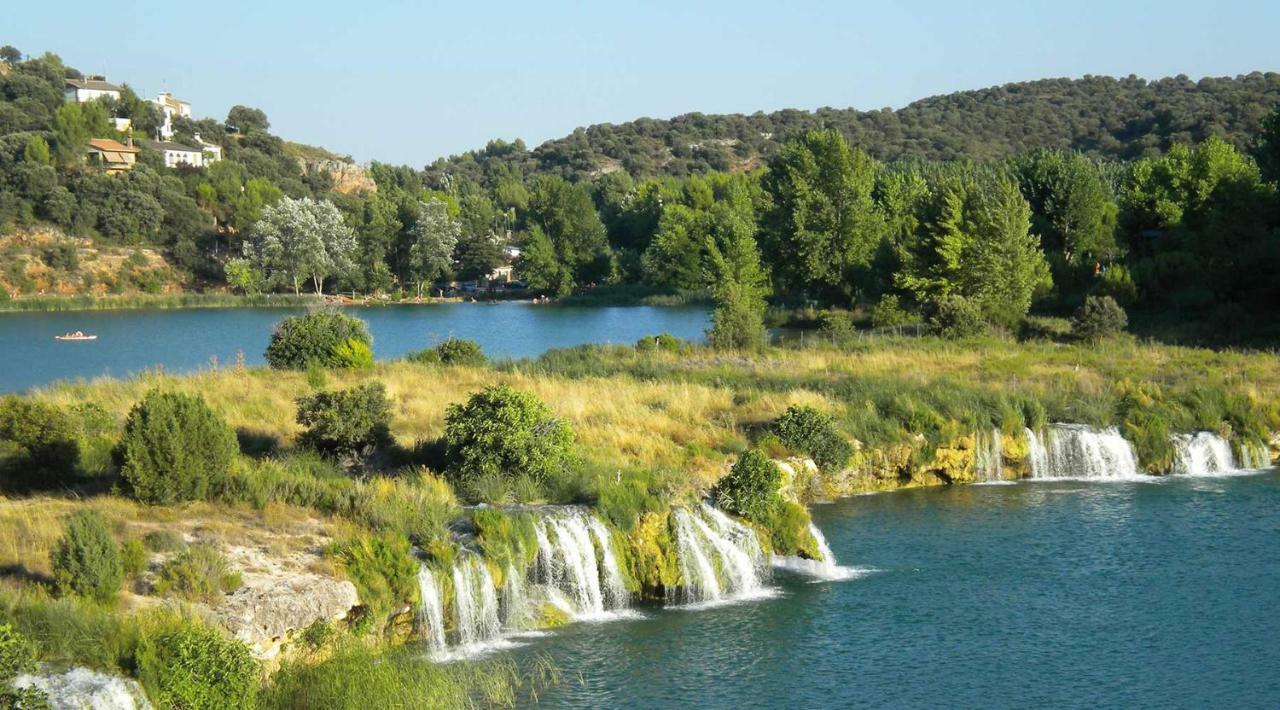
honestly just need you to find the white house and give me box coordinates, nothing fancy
[143,139,207,168]
[153,92,192,139]
[64,77,121,103]
[194,133,222,164]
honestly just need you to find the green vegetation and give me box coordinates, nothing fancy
[443,384,577,497]
[135,620,259,710]
[296,382,392,460]
[714,450,782,523]
[117,390,239,504]
[50,510,123,603]
[152,545,242,602]
[774,405,853,473]
[265,310,374,370]
[328,531,419,634]
[1072,295,1129,341]
[0,396,79,490]
[0,622,46,707]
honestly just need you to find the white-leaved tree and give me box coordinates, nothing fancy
[406,198,460,297]
[243,197,356,295]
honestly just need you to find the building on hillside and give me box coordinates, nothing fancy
[153,92,192,139]
[194,133,222,163]
[141,139,207,168]
[64,77,121,103]
[86,138,139,174]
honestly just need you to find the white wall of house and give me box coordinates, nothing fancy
[64,86,120,103]
[162,148,204,168]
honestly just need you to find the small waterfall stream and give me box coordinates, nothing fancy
[975,428,1005,482]
[1171,432,1237,474]
[416,566,447,653]
[533,510,630,618]
[670,504,769,604]
[773,523,864,580]
[451,555,501,648]
[1025,425,1141,479]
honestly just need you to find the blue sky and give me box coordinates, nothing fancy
[7,1,1278,165]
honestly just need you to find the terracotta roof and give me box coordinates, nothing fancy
[66,78,121,92]
[88,138,140,153]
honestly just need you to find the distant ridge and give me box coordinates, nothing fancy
[425,73,1280,182]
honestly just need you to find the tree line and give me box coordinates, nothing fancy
[2,46,1279,341]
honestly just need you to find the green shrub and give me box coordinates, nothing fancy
[929,295,985,338]
[818,311,856,342]
[135,621,259,710]
[296,383,392,459]
[50,511,123,603]
[153,546,242,603]
[305,363,329,390]
[435,338,486,367]
[142,530,185,553]
[641,333,686,353]
[1072,295,1128,341]
[300,620,335,651]
[774,405,853,472]
[444,385,576,487]
[265,311,373,370]
[121,539,148,580]
[708,284,768,350]
[0,622,37,681]
[328,532,418,633]
[714,449,783,523]
[1093,264,1137,306]
[117,390,239,505]
[332,337,374,369]
[870,294,914,328]
[404,348,441,365]
[0,396,80,489]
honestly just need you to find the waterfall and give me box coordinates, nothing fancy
[1024,424,1141,479]
[501,563,527,630]
[670,504,769,604]
[975,428,1004,482]
[1238,440,1272,470]
[417,565,447,653]
[1171,432,1237,474]
[451,555,501,648]
[14,667,152,710]
[532,510,629,619]
[772,522,864,581]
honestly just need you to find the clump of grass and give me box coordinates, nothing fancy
[152,545,242,603]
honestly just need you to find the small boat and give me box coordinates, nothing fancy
[55,331,97,341]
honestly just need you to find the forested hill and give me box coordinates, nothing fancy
[425,73,1280,183]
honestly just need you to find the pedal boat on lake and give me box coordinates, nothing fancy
[54,331,97,341]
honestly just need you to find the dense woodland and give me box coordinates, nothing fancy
[3,46,1280,342]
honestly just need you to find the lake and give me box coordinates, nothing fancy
[515,471,1280,708]
[0,303,710,393]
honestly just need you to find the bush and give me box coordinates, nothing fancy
[142,530,185,553]
[870,294,914,328]
[1072,295,1128,341]
[0,622,37,682]
[708,284,768,350]
[444,385,575,487]
[818,311,856,342]
[153,545,242,602]
[434,338,486,367]
[332,338,374,369]
[774,405,853,472]
[135,621,259,710]
[50,511,123,603]
[265,311,373,370]
[296,383,392,459]
[117,390,239,505]
[0,397,80,489]
[929,295,985,338]
[635,333,686,353]
[714,449,783,523]
[328,532,419,633]
[121,539,148,580]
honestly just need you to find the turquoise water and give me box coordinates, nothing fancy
[0,303,710,393]
[516,472,1280,708]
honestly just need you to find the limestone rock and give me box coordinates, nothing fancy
[214,572,358,659]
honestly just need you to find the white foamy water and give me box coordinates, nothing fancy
[772,523,870,581]
[670,504,770,604]
[975,428,1005,482]
[1171,431,1237,475]
[14,667,151,710]
[417,565,447,653]
[1026,425,1144,480]
[532,509,631,620]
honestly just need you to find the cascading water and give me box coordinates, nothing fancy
[670,504,769,604]
[451,555,501,648]
[416,565,447,653]
[1239,440,1272,469]
[975,428,1005,482]
[502,563,528,630]
[1171,432,1237,474]
[772,522,864,581]
[532,510,630,618]
[1025,424,1141,479]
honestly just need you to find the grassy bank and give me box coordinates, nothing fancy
[1,332,1276,706]
[0,292,324,313]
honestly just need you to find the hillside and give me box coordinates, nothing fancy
[424,73,1280,183]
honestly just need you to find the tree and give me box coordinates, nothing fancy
[525,175,613,290]
[296,383,392,460]
[761,129,884,301]
[0,397,80,490]
[265,311,373,370]
[116,390,239,505]
[517,227,571,295]
[706,198,770,349]
[897,173,1050,329]
[641,205,705,289]
[1257,105,1280,185]
[243,197,356,294]
[22,135,51,165]
[226,105,269,133]
[50,510,123,602]
[1072,295,1128,340]
[0,46,21,64]
[405,199,459,297]
[444,385,575,485]
[53,101,110,167]
[1017,150,1119,264]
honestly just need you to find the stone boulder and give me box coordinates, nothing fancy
[213,572,358,660]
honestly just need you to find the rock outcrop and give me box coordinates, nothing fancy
[214,571,358,661]
[296,157,376,194]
